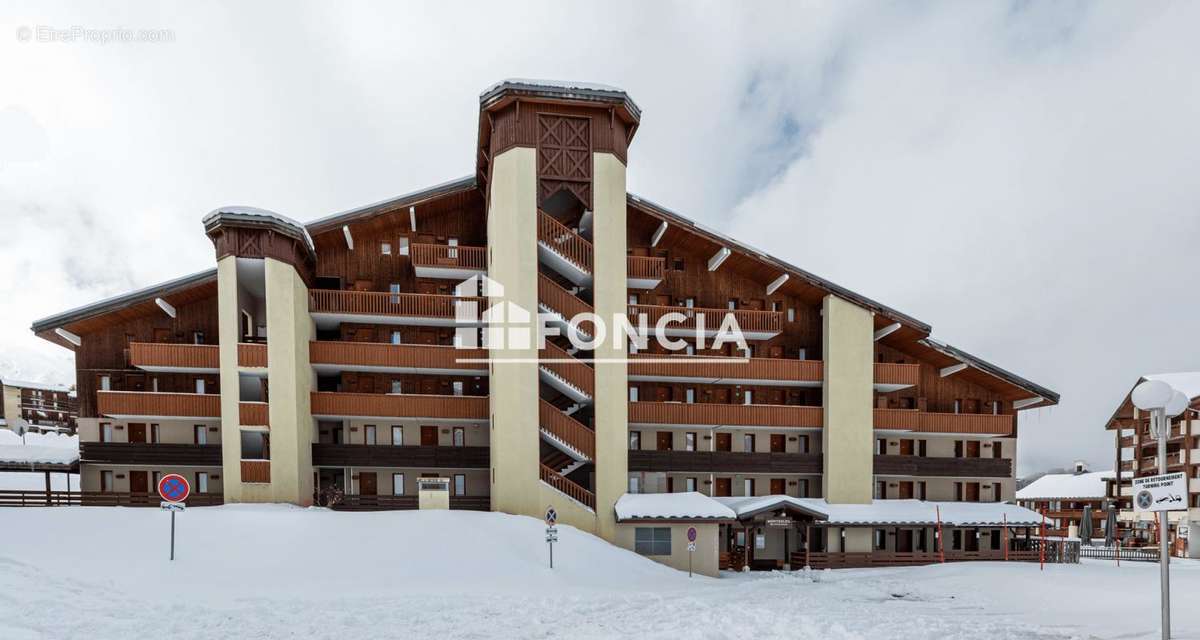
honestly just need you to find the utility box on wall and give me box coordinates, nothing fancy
[418,477,450,510]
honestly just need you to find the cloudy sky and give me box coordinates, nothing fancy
[2,1,1197,474]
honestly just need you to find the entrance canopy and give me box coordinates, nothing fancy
[714,496,829,523]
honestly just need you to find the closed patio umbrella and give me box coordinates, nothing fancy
[1079,504,1094,546]
[1104,503,1118,547]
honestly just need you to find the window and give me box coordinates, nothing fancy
[877,438,887,455]
[992,400,1001,415]
[876,481,886,499]
[953,399,962,414]
[634,527,672,556]
[100,470,113,492]
[919,439,928,457]
[453,427,465,447]
[744,478,756,496]
[684,432,696,452]
[100,375,111,391]
[195,378,206,394]
[391,331,402,345]
[392,473,405,495]
[685,388,695,404]
[917,481,927,501]
[151,377,159,392]
[628,387,639,402]
[772,300,782,312]
[194,425,207,445]
[993,442,1002,458]
[101,423,114,443]
[381,242,392,255]
[685,477,697,492]
[743,433,755,452]
[452,381,464,397]
[673,258,685,271]
[727,299,737,310]
[952,530,963,550]
[391,426,403,446]
[150,424,160,444]
[684,344,694,356]
[391,380,403,394]
[454,474,466,496]
[628,476,640,493]
[193,331,205,344]
[874,529,886,551]
[390,283,402,304]
[628,294,638,304]
[797,479,809,497]
[152,471,161,491]
[629,431,641,450]
[196,472,209,494]
[684,297,695,308]
[397,237,410,256]
[364,425,377,445]
[447,238,459,259]
[743,390,753,405]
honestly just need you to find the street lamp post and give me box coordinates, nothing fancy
[1131,380,1189,640]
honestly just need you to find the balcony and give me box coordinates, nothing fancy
[539,399,594,461]
[626,256,665,289]
[309,341,489,376]
[1119,435,1134,448]
[628,450,822,474]
[873,363,920,391]
[311,443,489,468]
[540,463,594,510]
[310,391,488,422]
[80,442,222,466]
[129,342,219,374]
[238,343,267,368]
[411,243,487,280]
[241,460,270,483]
[97,391,220,421]
[538,342,593,402]
[537,273,595,338]
[629,354,822,387]
[627,304,783,341]
[239,402,269,428]
[873,409,1014,436]
[309,290,487,329]
[628,401,823,429]
[873,455,1013,478]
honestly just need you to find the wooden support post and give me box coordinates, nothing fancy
[805,525,811,568]
[935,506,945,563]
[44,470,51,506]
[1039,512,1046,570]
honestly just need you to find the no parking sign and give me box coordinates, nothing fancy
[157,474,189,561]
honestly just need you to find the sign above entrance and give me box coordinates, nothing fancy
[766,518,794,528]
[1133,472,1187,513]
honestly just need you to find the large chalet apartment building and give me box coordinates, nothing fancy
[32,80,1057,574]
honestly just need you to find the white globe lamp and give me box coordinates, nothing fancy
[1132,379,1173,411]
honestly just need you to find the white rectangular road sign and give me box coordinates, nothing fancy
[160,502,186,512]
[1132,472,1188,512]
[687,542,697,552]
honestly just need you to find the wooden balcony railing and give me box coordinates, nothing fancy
[80,443,223,466]
[537,273,594,330]
[97,391,220,419]
[628,450,823,474]
[873,409,1015,436]
[628,402,823,428]
[538,211,592,273]
[311,444,489,468]
[628,353,823,383]
[128,342,219,370]
[0,491,223,508]
[626,255,665,282]
[873,362,920,387]
[540,463,595,509]
[241,460,271,483]
[309,341,488,371]
[627,304,783,335]
[309,290,486,320]
[310,391,488,420]
[411,243,487,270]
[1119,435,1134,448]
[538,342,594,397]
[238,342,267,368]
[239,402,269,427]
[539,399,595,460]
[873,454,1013,478]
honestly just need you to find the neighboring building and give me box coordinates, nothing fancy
[1015,462,1113,538]
[1,376,77,435]
[1105,372,1200,555]
[30,79,1058,574]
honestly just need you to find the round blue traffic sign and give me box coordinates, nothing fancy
[158,473,190,503]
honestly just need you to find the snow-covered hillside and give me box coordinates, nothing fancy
[1,506,1198,639]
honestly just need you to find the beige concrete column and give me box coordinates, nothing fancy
[216,256,246,499]
[591,151,629,543]
[264,258,315,504]
[486,146,542,518]
[822,294,874,505]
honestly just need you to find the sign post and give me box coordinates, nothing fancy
[686,527,697,577]
[544,506,558,569]
[157,473,190,561]
[1134,465,1188,640]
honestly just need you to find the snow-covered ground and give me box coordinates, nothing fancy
[0,506,1194,639]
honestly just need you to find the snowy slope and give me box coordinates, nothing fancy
[2,506,1200,639]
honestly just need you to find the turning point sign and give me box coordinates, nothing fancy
[1133,472,1188,513]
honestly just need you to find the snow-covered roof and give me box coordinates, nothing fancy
[1143,372,1200,401]
[203,206,315,252]
[0,377,71,393]
[713,495,830,519]
[0,431,79,467]
[1016,471,1114,501]
[615,492,736,521]
[804,500,1044,527]
[482,78,625,95]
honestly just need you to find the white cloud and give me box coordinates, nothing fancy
[2,1,1195,472]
